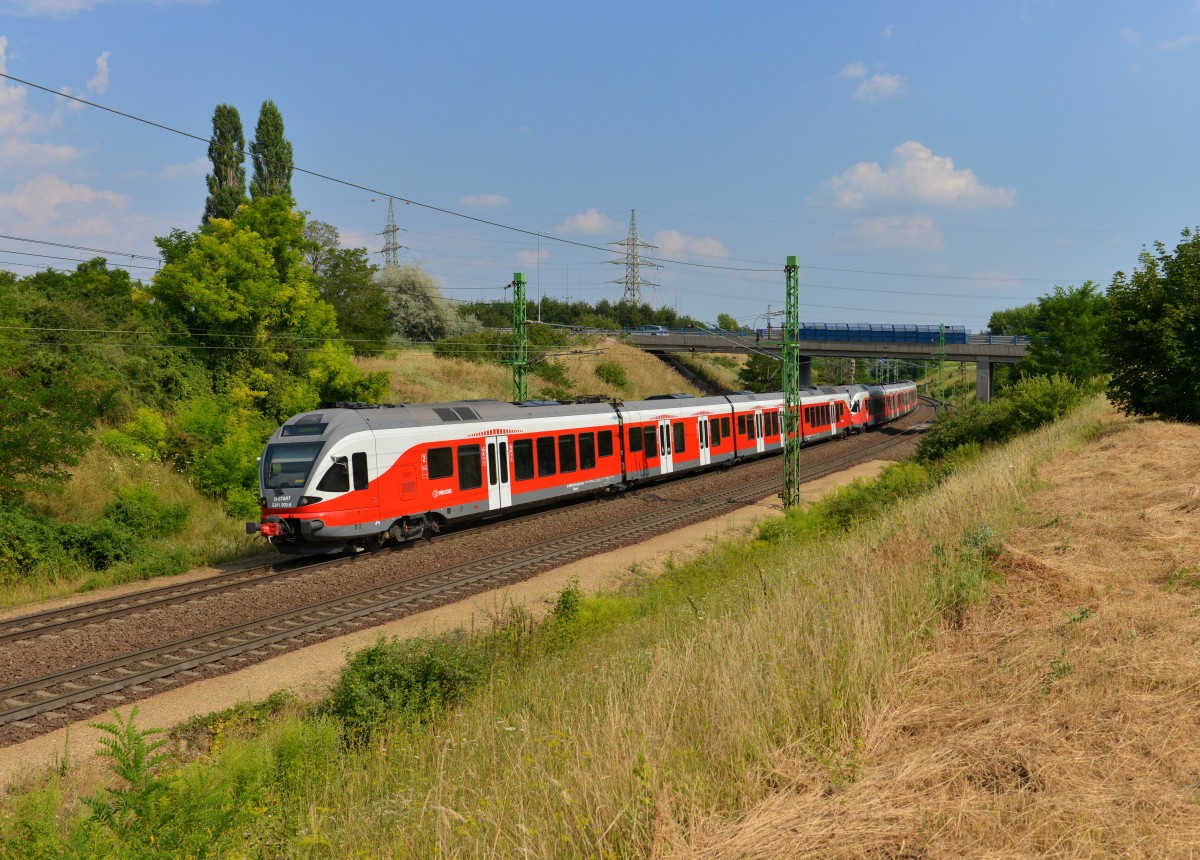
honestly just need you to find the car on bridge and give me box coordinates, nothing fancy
[635,325,669,336]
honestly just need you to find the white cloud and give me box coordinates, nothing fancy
[1161,34,1199,51]
[554,208,618,235]
[515,249,548,267]
[160,156,208,178]
[0,37,110,166]
[855,71,907,102]
[1119,28,1142,45]
[0,172,129,228]
[0,138,83,167]
[825,214,943,251]
[87,50,109,94]
[653,230,729,260]
[458,193,509,210]
[810,140,1016,210]
[838,61,867,80]
[881,24,893,39]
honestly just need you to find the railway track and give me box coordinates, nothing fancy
[0,401,933,737]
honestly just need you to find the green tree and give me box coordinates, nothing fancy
[317,247,393,356]
[1105,228,1200,422]
[378,263,459,342]
[986,303,1039,336]
[1018,281,1106,384]
[150,198,338,381]
[249,99,294,200]
[304,219,340,276]
[716,312,740,332]
[738,352,779,392]
[203,104,247,223]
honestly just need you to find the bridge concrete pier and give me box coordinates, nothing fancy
[975,358,994,403]
[800,356,812,388]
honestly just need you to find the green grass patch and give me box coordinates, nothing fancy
[0,397,1111,858]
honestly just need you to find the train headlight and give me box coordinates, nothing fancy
[297,496,323,507]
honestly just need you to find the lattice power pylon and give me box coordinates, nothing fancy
[381,197,404,269]
[609,209,660,305]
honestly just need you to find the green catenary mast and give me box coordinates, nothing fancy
[508,272,529,402]
[781,255,802,509]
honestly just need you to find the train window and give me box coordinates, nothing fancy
[660,424,670,455]
[352,452,369,491]
[487,443,497,486]
[769,411,779,436]
[628,425,643,453]
[747,414,756,440]
[710,420,720,446]
[579,433,596,470]
[513,439,534,481]
[558,434,578,473]
[643,425,658,458]
[699,420,707,448]
[428,447,453,480]
[598,429,613,457]
[738,414,746,435]
[537,437,557,477]
[457,445,483,491]
[673,422,685,453]
[499,442,509,483]
[316,459,349,493]
[721,416,731,437]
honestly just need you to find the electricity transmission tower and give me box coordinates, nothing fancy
[381,197,404,269]
[609,209,660,305]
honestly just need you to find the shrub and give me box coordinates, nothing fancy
[916,374,1084,463]
[594,360,628,389]
[324,633,490,744]
[0,507,77,587]
[104,484,189,540]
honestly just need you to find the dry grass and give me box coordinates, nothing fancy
[684,412,1200,858]
[672,353,747,392]
[357,336,701,403]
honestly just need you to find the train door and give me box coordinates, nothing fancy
[485,435,511,510]
[658,419,674,474]
[698,416,711,467]
[754,410,765,454]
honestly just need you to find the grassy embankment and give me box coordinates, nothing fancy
[359,335,702,402]
[0,393,1112,856]
[1,337,699,613]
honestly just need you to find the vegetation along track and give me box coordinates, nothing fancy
[0,399,933,745]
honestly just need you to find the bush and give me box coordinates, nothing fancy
[594,360,628,389]
[324,634,490,744]
[0,507,77,587]
[104,484,189,540]
[916,374,1084,463]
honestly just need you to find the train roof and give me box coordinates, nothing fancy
[272,399,618,440]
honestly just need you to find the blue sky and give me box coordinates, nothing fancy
[1,0,1198,330]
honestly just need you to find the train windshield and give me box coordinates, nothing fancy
[262,442,325,491]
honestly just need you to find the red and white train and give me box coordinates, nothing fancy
[249,381,918,554]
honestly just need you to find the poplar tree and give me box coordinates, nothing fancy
[203,104,247,223]
[249,99,294,200]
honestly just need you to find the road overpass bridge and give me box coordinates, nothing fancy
[627,332,1028,402]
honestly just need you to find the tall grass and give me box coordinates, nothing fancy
[2,398,1109,857]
